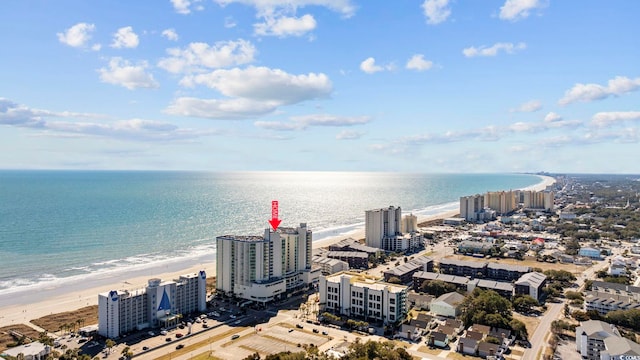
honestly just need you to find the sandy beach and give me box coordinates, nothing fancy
[0,175,555,329]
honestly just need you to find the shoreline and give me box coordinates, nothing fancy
[0,174,555,328]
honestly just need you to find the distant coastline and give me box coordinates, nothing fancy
[0,173,554,327]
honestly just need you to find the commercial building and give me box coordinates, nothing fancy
[216,223,320,303]
[430,292,465,318]
[1,342,50,360]
[439,259,488,279]
[487,262,531,281]
[579,247,603,260]
[326,251,369,269]
[576,320,640,360]
[365,206,402,249]
[312,257,349,275]
[514,272,547,301]
[98,271,207,338]
[383,256,434,284]
[319,271,408,324]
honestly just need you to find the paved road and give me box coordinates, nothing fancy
[522,302,562,360]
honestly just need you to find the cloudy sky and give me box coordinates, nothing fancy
[1,1,639,173]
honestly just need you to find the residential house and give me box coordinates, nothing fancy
[399,323,422,341]
[407,291,434,310]
[458,336,479,355]
[579,247,603,260]
[428,331,449,348]
[430,292,465,318]
[478,341,500,358]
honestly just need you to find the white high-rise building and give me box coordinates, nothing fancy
[484,191,516,215]
[365,206,402,249]
[98,271,207,339]
[401,213,418,233]
[460,194,485,222]
[216,223,320,303]
[522,190,554,211]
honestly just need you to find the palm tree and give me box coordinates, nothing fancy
[121,346,133,359]
[105,339,115,354]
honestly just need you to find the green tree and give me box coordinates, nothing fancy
[419,280,457,297]
[105,339,116,354]
[242,353,260,360]
[387,276,402,284]
[460,288,512,328]
[513,295,539,313]
[510,319,528,340]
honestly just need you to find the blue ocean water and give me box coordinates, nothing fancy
[0,171,541,293]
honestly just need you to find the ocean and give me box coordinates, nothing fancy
[0,171,541,295]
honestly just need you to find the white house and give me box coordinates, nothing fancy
[430,292,465,318]
[2,342,50,360]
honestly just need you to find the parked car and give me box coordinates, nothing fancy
[160,330,167,335]
[296,324,303,329]
[231,334,240,340]
[176,344,184,350]
[312,329,319,333]
[175,333,183,338]
[203,324,209,328]
[288,329,294,333]
[322,331,328,335]
[165,337,172,342]
[142,346,149,351]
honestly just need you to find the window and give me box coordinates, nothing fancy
[390,306,395,312]
[352,291,356,297]
[389,315,395,321]
[377,295,380,301]
[390,298,395,304]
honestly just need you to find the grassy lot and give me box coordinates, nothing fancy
[31,305,98,333]
[0,325,42,352]
[417,345,444,355]
[447,351,475,360]
[512,312,541,340]
[444,254,585,274]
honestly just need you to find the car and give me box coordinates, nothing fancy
[142,346,149,351]
[229,314,236,319]
[148,331,155,336]
[231,334,240,340]
[288,329,294,333]
[203,324,209,328]
[296,324,303,329]
[322,331,328,335]
[234,320,241,325]
[160,330,168,335]
[312,328,319,333]
[176,344,184,350]
[165,337,172,342]
[175,333,183,338]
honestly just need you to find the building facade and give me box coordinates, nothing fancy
[484,191,516,215]
[521,190,554,211]
[365,206,402,249]
[576,320,640,360]
[98,271,207,338]
[216,223,319,303]
[460,194,485,222]
[319,271,408,324]
[514,272,547,301]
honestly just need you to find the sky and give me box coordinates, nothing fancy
[0,0,639,173]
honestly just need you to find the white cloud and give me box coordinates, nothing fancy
[422,0,451,25]
[360,57,394,74]
[591,111,640,128]
[0,98,213,141]
[255,114,371,131]
[98,58,159,90]
[167,66,332,119]
[499,0,548,21]
[91,43,102,51]
[510,99,542,112]
[181,66,331,103]
[406,54,434,71]
[214,0,356,18]
[463,42,526,57]
[158,39,256,74]
[162,28,179,41]
[111,26,139,49]
[165,97,278,120]
[57,23,96,48]
[254,14,317,37]
[171,0,204,14]
[558,76,640,105]
[336,130,363,140]
[544,112,562,123]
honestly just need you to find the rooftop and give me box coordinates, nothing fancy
[433,291,466,306]
[487,262,530,273]
[515,272,547,288]
[216,234,266,242]
[324,271,408,292]
[326,251,368,259]
[439,258,488,269]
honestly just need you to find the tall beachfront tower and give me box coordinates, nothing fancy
[365,206,402,249]
[216,223,319,303]
[460,194,485,221]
